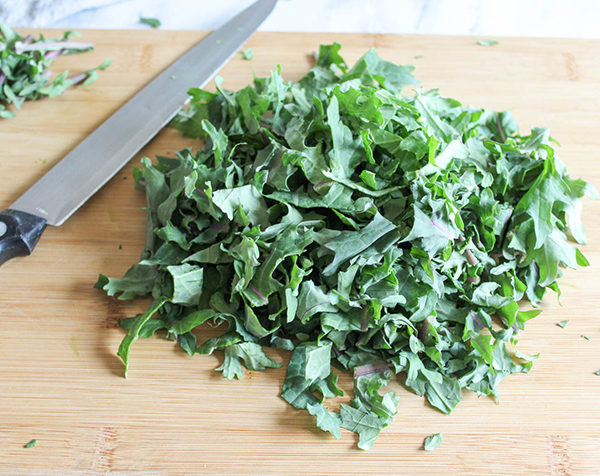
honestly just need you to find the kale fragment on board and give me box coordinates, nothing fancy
[424,433,443,451]
[241,47,254,60]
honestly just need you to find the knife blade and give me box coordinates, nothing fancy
[0,0,277,266]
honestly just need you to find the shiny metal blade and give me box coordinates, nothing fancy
[11,0,277,226]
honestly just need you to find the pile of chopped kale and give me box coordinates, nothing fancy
[95,44,596,449]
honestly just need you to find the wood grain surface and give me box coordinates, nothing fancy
[1,30,599,476]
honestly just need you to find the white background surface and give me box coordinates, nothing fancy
[39,0,600,38]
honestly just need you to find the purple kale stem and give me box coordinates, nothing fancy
[44,49,65,60]
[314,180,333,192]
[248,285,268,304]
[466,276,479,284]
[15,41,94,54]
[0,72,5,88]
[258,128,268,144]
[22,34,34,45]
[267,148,284,182]
[419,316,433,342]
[354,361,391,377]
[495,112,507,143]
[361,305,367,332]
[67,71,88,85]
[465,249,479,266]
[209,223,227,231]
[458,234,479,265]
[470,312,485,330]
[430,219,454,240]
[499,315,522,334]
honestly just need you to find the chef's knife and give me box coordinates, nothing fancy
[0,0,277,266]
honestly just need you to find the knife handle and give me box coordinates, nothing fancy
[0,210,47,266]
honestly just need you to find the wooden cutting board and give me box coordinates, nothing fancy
[1,29,599,476]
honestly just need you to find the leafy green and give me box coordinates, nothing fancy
[95,264,158,300]
[80,57,112,86]
[424,433,443,451]
[582,335,590,340]
[117,298,167,377]
[241,47,254,60]
[0,23,109,117]
[167,264,204,305]
[425,377,462,414]
[478,40,499,46]
[96,43,595,449]
[340,370,400,449]
[340,403,388,450]
[24,439,37,448]
[307,402,342,439]
[217,342,281,379]
[140,17,161,28]
[557,320,570,328]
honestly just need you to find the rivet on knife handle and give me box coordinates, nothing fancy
[0,210,47,266]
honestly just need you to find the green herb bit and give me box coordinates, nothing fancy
[582,334,590,340]
[424,433,443,451]
[24,439,36,448]
[140,17,161,28]
[478,40,499,46]
[241,47,254,60]
[557,320,570,328]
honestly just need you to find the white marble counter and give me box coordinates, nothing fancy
[7,0,599,39]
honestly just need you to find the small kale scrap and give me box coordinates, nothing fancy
[0,23,110,118]
[424,433,443,451]
[139,17,162,28]
[241,47,254,60]
[95,43,596,449]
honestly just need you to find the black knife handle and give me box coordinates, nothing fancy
[0,210,47,266]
